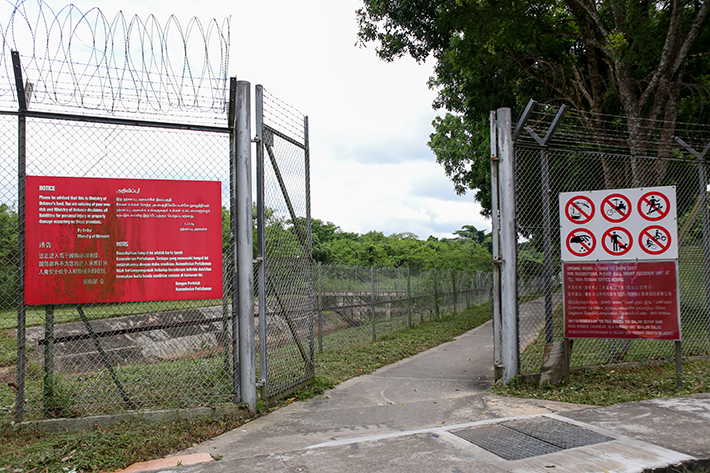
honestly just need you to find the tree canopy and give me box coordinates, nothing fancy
[357,0,710,208]
[309,219,492,271]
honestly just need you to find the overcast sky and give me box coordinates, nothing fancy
[4,0,491,239]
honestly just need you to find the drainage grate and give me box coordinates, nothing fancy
[452,417,614,461]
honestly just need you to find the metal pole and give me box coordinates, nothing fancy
[407,266,412,328]
[255,85,268,396]
[498,107,519,384]
[228,78,240,404]
[371,267,377,342]
[699,159,710,340]
[13,50,27,422]
[235,80,256,413]
[541,148,554,344]
[675,340,683,388]
[317,263,323,354]
[490,110,503,377]
[304,115,315,375]
[43,306,54,415]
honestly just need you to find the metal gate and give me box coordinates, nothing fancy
[255,86,315,401]
[491,101,710,383]
[0,3,313,425]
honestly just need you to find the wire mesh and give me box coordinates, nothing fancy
[0,1,230,125]
[259,88,315,400]
[313,265,492,354]
[0,115,235,423]
[514,105,710,374]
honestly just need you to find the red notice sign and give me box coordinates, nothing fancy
[564,261,680,340]
[25,176,223,305]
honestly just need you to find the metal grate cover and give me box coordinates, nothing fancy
[452,417,614,461]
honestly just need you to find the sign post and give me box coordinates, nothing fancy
[559,186,681,383]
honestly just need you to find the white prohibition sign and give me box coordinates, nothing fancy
[602,193,632,223]
[566,229,596,257]
[565,195,594,224]
[638,191,670,221]
[639,225,672,255]
[602,226,633,256]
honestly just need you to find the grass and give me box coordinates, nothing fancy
[1,416,244,473]
[0,303,493,472]
[494,358,710,406]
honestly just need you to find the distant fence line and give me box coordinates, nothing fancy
[313,264,492,353]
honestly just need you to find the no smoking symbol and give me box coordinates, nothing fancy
[638,191,670,221]
[640,225,671,255]
[566,229,596,257]
[602,227,633,256]
[565,196,594,224]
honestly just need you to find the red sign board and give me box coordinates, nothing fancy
[25,176,223,305]
[563,261,680,340]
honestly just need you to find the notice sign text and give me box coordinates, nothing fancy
[564,261,680,340]
[26,176,223,305]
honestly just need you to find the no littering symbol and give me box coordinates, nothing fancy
[566,229,596,257]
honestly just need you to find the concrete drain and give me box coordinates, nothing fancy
[452,417,614,461]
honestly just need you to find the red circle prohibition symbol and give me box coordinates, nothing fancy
[639,225,672,255]
[638,191,670,221]
[601,193,632,223]
[565,196,595,224]
[602,226,633,256]
[566,229,596,257]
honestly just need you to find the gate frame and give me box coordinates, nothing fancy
[10,51,260,418]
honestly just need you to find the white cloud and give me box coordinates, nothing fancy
[4,0,491,240]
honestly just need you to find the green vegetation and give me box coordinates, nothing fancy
[494,359,710,407]
[0,203,18,311]
[0,303,493,473]
[1,416,245,473]
[309,219,492,271]
[358,0,710,203]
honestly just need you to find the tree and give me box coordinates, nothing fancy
[0,204,18,309]
[357,0,710,205]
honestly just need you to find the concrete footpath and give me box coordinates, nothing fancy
[126,320,710,473]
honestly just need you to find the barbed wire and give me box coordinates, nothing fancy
[516,102,710,158]
[263,87,306,143]
[0,0,230,123]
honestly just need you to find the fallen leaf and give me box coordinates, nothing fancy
[437,421,445,424]
[482,411,488,414]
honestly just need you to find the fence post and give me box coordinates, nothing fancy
[434,270,440,320]
[235,80,256,413]
[699,158,710,339]
[490,110,503,379]
[317,263,323,354]
[255,84,268,397]
[42,306,54,415]
[497,107,519,384]
[451,270,457,315]
[371,267,376,342]
[13,50,27,422]
[407,266,412,328]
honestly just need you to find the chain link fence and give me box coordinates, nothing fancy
[256,88,315,402]
[0,115,236,423]
[512,103,710,375]
[314,265,491,354]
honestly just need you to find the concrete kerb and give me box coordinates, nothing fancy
[3,403,249,434]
